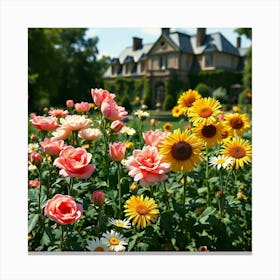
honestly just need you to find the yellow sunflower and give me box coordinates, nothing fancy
[159,128,204,172]
[163,122,173,132]
[223,113,250,136]
[177,89,201,115]
[193,121,224,147]
[188,97,222,126]
[172,105,183,118]
[222,137,252,169]
[124,195,159,229]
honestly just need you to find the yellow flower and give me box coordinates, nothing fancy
[193,121,224,147]
[125,141,134,149]
[222,137,252,169]
[163,122,173,131]
[223,113,250,136]
[177,89,201,115]
[159,128,203,172]
[124,195,159,229]
[188,97,222,126]
[172,105,183,118]
[232,105,240,113]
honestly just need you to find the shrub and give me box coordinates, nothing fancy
[212,87,228,104]
[195,83,211,98]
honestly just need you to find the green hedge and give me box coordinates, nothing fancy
[189,70,243,91]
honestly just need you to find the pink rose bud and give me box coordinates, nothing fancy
[30,134,38,141]
[91,190,105,206]
[109,142,126,162]
[29,151,43,165]
[110,120,124,132]
[199,246,208,252]
[66,99,74,108]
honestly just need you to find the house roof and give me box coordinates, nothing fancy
[190,32,240,56]
[116,42,154,64]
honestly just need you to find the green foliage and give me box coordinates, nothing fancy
[143,77,152,109]
[120,94,132,113]
[28,28,109,113]
[243,46,252,90]
[195,82,211,97]
[162,95,176,111]
[212,87,228,103]
[189,70,243,92]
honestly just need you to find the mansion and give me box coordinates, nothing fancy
[103,28,248,108]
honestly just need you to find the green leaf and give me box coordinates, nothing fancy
[41,231,51,246]
[160,211,174,231]
[197,206,218,225]
[172,198,184,216]
[28,214,40,233]
[197,187,208,195]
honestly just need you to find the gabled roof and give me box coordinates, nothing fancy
[116,43,154,64]
[168,32,193,53]
[190,32,240,56]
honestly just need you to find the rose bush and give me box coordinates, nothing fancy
[28,87,252,252]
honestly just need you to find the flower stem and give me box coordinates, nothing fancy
[205,147,211,206]
[60,225,64,251]
[117,162,122,217]
[163,181,170,210]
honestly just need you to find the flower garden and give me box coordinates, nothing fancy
[28,88,252,252]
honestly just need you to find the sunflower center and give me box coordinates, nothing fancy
[201,125,217,138]
[230,117,244,129]
[185,97,196,107]
[229,146,246,159]
[171,141,193,160]
[136,204,149,215]
[94,246,105,251]
[198,107,213,118]
[109,237,120,246]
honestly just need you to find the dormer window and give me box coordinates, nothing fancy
[205,53,214,67]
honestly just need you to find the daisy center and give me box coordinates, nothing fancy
[94,246,105,251]
[229,146,246,159]
[136,204,149,215]
[109,237,120,246]
[216,159,225,164]
[171,141,193,160]
[198,107,213,118]
[201,125,217,138]
[115,221,125,227]
[230,117,244,129]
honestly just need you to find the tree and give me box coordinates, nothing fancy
[234,28,252,91]
[28,28,109,113]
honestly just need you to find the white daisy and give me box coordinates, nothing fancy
[28,143,39,153]
[86,237,108,252]
[101,230,128,252]
[134,110,150,120]
[209,155,233,170]
[109,218,131,229]
[120,126,136,136]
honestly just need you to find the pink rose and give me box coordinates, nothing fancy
[28,180,40,188]
[101,97,128,121]
[60,115,91,131]
[30,115,59,131]
[29,151,43,165]
[91,88,115,107]
[78,128,101,141]
[45,194,83,225]
[48,108,69,117]
[125,146,170,187]
[66,99,74,108]
[142,130,170,148]
[110,120,124,132]
[109,142,126,162]
[91,190,105,206]
[53,146,95,179]
[40,138,66,156]
[75,101,91,113]
[51,127,72,141]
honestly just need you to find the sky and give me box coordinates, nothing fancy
[86,28,252,59]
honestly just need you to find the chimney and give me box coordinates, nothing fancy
[161,28,170,36]
[196,28,206,47]
[133,37,143,51]
[236,36,241,48]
